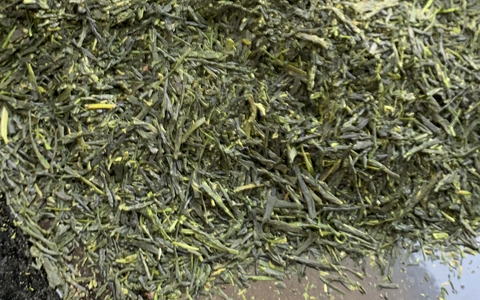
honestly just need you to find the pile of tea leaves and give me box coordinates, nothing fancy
[1,0,480,299]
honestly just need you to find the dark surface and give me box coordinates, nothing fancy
[0,199,59,300]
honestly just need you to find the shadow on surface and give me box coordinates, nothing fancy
[0,199,59,300]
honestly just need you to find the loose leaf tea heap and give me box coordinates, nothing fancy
[1,0,479,299]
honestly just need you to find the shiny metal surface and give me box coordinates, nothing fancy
[207,251,480,300]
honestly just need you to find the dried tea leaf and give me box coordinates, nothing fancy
[1,106,8,144]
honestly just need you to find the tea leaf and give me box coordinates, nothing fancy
[1,106,8,144]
